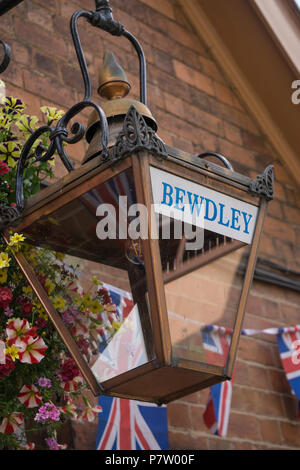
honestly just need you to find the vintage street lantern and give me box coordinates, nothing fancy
[0,0,274,404]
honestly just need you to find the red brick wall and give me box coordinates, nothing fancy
[1,0,300,449]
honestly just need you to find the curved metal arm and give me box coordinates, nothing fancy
[198,152,234,171]
[0,39,11,73]
[123,30,147,105]
[70,10,94,102]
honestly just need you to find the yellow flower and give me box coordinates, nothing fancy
[22,285,33,295]
[0,252,10,269]
[82,294,92,308]
[45,279,55,295]
[92,276,102,286]
[112,321,121,331]
[40,106,64,125]
[89,299,103,314]
[8,232,25,251]
[15,114,39,136]
[73,293,83,307]
[5,345,19,361]
[51,295,67,312]
[54,252,65,262]
[33,300,48,319]
[0,269,7,283]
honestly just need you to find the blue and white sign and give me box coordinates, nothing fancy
[150,167,258,245]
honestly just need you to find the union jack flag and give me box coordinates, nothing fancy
[96,396,169,450]
[201,326,234,436]
[95,284,169,450]
[277,328,300,415]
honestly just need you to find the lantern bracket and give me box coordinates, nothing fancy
[249,164,274,200]
[112,105,168,161]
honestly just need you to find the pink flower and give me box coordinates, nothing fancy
[0,287,13,308]
[6,318,37,347]
[18,336,47,364]
[17,384,42,408]
[45,437,67,450]
[37,377,51,388]
[34,402,60,424]
[4,307,13,317]
[0,412,23,434]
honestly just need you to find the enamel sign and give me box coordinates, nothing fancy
[150,167,258,244]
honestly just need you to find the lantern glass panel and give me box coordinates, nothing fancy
[21,168,155,383]
[160,230,248,367]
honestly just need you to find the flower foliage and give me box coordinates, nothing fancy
[0,96,119,449]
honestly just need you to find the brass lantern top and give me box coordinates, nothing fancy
[84,52,157,164]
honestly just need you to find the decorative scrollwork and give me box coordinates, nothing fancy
[16,100,109,211]
[0,39,11,74]
[113,105,167,160]
[249,165,274,200]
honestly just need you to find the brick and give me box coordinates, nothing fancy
[168,430,208,450]
[281,421,300,447]
[228,412,261,441]
[1,62,23,88]
[224,121,243,145]
[262,298,281,321]
[235,362,270,390]
[238,336,276,367]
[207,437,236,450]
[280,304,300,326]
[209,97,260,135]
[27,2,54,32]
[33,52,59,79]
[23,69,75,110]
[164,92,223,136]
[260,419,282,444]
[246,293,264,316]
[217,138,257,170]
[14,18,68,60]
[283,205,300,225]
[214,81,235,107]
[242,130,269,154]
[139,0,175,20]
[153,49,174,76]
[167,402,191,429]
[266,199,283,219]
[11,41,31,66]
[232,387,284,417]
[71,420,98,450]
[268,369,291,394]
[264,216,296,244]
[173,60,215,96]
[199,56,226,84]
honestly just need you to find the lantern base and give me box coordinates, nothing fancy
[99,360,228,404]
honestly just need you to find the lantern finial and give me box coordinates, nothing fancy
[97,51,131,100]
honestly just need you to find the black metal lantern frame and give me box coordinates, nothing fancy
[0,0,274,404]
